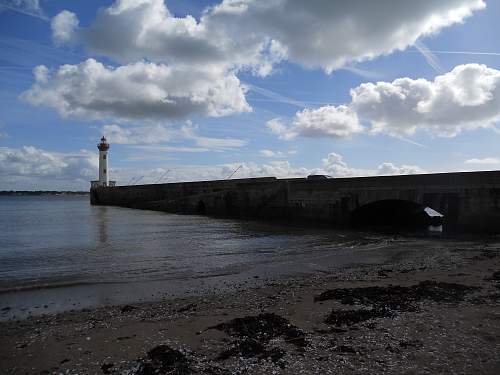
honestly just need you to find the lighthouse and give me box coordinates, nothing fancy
[98,136,109,186]
[91,136,115,189]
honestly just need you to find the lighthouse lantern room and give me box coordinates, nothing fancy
[91,136,116,188]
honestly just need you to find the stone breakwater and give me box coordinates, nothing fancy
[91,171,500,232]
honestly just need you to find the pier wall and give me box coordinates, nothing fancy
[91,171,500,232]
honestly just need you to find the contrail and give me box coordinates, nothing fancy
[246,84,307,108]
[407,49,500,57]
[428,50,500,56]
[247,83,343,108]
[414,41,443,73]
[342,66,384,80]
[0,3,49,21]
[394,135,428,149]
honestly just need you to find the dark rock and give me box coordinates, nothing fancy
[481,251,500,260]
[378,269,393,278]
[134,345,191,375]
[414,281,477,303]
[177,303,196,313]
[315,281,478,313]
[330,327,348,333]
[487,271,500,281]
[210,313,306,347]
[101,362,114,374]
[121,305,135,313]
[116,335,134,341]
[59,358,70,364]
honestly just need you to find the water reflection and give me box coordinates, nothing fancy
[94,206,109,244]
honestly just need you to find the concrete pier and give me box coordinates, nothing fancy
[90,171,500,233]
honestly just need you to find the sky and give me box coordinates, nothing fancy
[1,0,500,190]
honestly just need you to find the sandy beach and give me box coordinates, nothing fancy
[1,236,500,374]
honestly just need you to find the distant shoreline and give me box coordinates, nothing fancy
[0,191,89,196]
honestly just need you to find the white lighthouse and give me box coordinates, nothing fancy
[91,136,115,188]
[98,136,109,186]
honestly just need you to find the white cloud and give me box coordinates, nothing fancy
[465,157,500,165]
[276,64,500,140]
[266,118,291,140]
[220,160,309,180]
[103,124,175,145]
[270,105,363,139]
[214,0,485,73]
[192,136,246,150]
[319,152,361,177]
[102,122,247,151]
[376,162,426,176]
[21,59,250,122]
[260,149,297,158]
[128,145,213,153]
[62,0,284,76]
[51,10,79,45]
[55,0,484,74]
[352,64,500,137]
[260,149,283,158]
[180,122,247,149]
[204,152,426,181]
[260,149,276,157]
[0,146,98,190]
[317,152,425,177]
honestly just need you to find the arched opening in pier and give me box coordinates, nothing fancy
[351,199,443,230]
[196,200,206,215]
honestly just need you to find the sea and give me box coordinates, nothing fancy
[0,195,442,320]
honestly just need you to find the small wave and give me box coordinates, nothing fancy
[0,278,150,293]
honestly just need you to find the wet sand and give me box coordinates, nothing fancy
[1,237,500,374]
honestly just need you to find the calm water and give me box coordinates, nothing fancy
[0,195,422,319]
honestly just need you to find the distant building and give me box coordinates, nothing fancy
[91,136,116,188]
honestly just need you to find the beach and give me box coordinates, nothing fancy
[2,236,500,374]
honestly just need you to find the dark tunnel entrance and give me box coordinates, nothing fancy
[196,200,206,215]
[351,200,443,230]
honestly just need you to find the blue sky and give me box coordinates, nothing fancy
[1,0,500,190]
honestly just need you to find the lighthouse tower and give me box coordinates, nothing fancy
[91,136,115,189]
[98,136,109,186]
